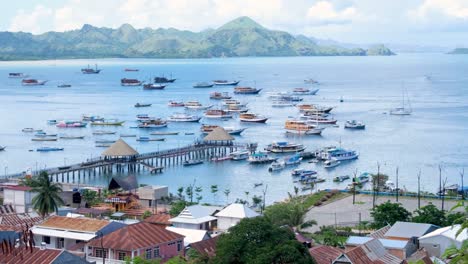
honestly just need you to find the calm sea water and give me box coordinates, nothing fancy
[0,54,467,204]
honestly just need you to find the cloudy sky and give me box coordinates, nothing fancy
[2,0,468,46]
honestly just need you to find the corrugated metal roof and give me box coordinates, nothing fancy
[385,221,438,239]
[190,236,219,257]
[344,239,403,264]
[37,216,109,233]
[368,225,391,239]
[31,227,97,241]
[144,214,171,225]
[215,203,260,218]
[170,205,221,224]
[309,245,343,264]
[0,213,43,227]
[346,236,409,249]
[0,247,62,264]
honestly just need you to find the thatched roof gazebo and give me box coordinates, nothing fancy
[102,139,139,158]
[203,127,234,145]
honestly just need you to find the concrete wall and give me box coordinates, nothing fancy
[172,222,204,230]
[3,189,36,213]
[217,216,241,231]
[420,236,460,258]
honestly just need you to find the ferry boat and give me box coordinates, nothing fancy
[154,76,176,83]
[333,175,350,182]
[292,88,319,95]
[203,109,233,119]
[291,168,317,177]
[121,78,142,86]
[200,125,245,135]
[56,121,87,128]
[81,64,101,74]
[9,73,28,78]
[344,120,366,129]
[90,120,125,126]
[184,101,213,110]
[230,150,249,160]
[22,79,47,86]
[167,113,201,122]
[37,147,64,152]
[135,103,152,108]
[298,104,333,113]
[321,148,359,161]
[248,152,277,164]
[323,158,341,168]
[269,160,285,171]
[265,142,305,153]
[213,80,240,86]
[210,92,231,100]
[183,159,204,166]
[92,130,116,135]
[143,83,166,90]
[284,120,323,135]
[224,105,249,113]
[168,101,185,107]
[239,113,268,123]
[234,87,262,94]
[136,137,165,142]
[193,82,214,88]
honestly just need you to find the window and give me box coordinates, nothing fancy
[95,249,107,258]
[146,248,152,259]
[118,252,126,260]
[153,246,160,258]
[42,236,50,244]
[177,241,182,252]
[148,200,152,207]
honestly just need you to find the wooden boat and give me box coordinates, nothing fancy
[239,113,268,123]
[210,92,231,100]
[81,64,101,74]
[222,99,247,107]
[22,79,47,86]
[168,101,185,107]
[37,147,63,152]
[272,101,295,107]
[150,132,179,135]
[213,80,240,86]
[265,142,305,153]
[285,120,323,135]
[137,120,168,129]
[292,88,319,95]
[333,175,350,182]
[9,73,28,78]
[121,78,142,86]
[193,82,214,88]
[225,105,249,113]
[92,131,116,135]
[143,83,166,90]
[344,120,366,129]
[248,152,277,164]
[135,103,152,108]
[56,121,87,128]
[57,84,72,88]
[234,87,262,94]
[200,125,245,135]
[82,115,105,122]
[168,113,201,122]
[154,76,176,83]
[184,101,212,110]
[91,120,125,126]
[298,104,333,113]
[211,156,232,162]
[303,117,337,125]
[59,135,85,139]
[183,159,204,166]
[203,109,233,119]
[32,138,57,141]
[136,137,165,142]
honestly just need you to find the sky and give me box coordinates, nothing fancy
[2,0,468,47]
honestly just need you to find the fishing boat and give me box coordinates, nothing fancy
[344,120,366,129]
[200,125,245,135]
[185,132,195,135]
[125,68,139,72]
[184,101,213,110]
[323,158,341,168]
[91,120,125,126]
[57,84,72,88]
[47,120,57,125]
[150,132,179,135]
[81,64,101,74]
[285,120,324,135]
[56,121,87,128]
[230,150,249,160]
[284,154,303,166]
[291,168,317,177]
[59,135,85,139]
[304,78,319,84]
[321,148,359,161]
[224,105,249,113]
[31,138,57,141]
[154,76,176,83]
[272,101,295,107]
[22,128,35,132]
[37,147,63,152]
[121,78,142,86]
[120,134,137,137]
[93,130,116,135]
[210,92,231,100]
[265,142,305,153]
[9,73,28,78]
[136,114,151,121]
[269,160,285,171]
[348,173,370,188]
[390,87,412,115]
[143,83,166,90]
[292,88,319,95]
[135,103,152,108]
[21,79,47,86]
[193,82,214,88]
[234,87,262,94]
[254,183,263,187]
[203,109,233,119]
[183,159,204,166]
[168,101,185,107]
[333,175,350,182]
[247,152,277,164]
[167,113,201,122]
[213,80,240,86]
[136,137,165,142]
[82,115,105,122]
[239,113,268,123]
[298,104,333,113]
[95,140,116,144]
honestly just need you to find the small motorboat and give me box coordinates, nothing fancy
[230,150,249,160]
[125,68,139,72]
[95,140,116,144]
[31,137,57,141]
[248,152,277,164]
[47,120,58,125]
[210,92,231,100]
[57,84,72,88]
[323,158,341,168]
[344,120,366,129]
[136,122,168,129]
[183,159,204,166]
[234,87,262,94]
[213,80,240,86]
[22,79,47,86]
[292,88,319,95]
[59,135,85,139]
[92,130,117,135]
[185,132,195,135]
[0,146,6,151]
[143,83,166,90]
[284,154,303,166]
[150,132,179,135]
[193,82,214,88]
[272,101,295,107]
[95,144,111,148]
[136,137,165,142]
[239,113,268,123]
[91,120,125,126]
[333,175,350,182]
[254,183,263,187]
[120,134,137,137]
[168,101,185,107]
[269,160,285,172]
[211,156,232,162]
[304,78,319,84]
[9,73,28,78]
[37,147,63,152]
[135,103,152,108]
[291,168,317,177]
[121,78,142,86]
[34,131,57,137]
[168,113,201,122]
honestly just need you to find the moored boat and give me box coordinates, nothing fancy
[230,150,249,160]
[333,175,350,182]
[143,83,166,90]
[154,76,176,83]
[210,92,231,100]
[200,125,245,135]
[323,158,341,168]
[213,80,240,86]
[34,131,57,137]
[135,103,152,108]
[184,101,213,110]
[222,99,247,107]
[269,160,285,171]
[121,78,142,86]
[59,135,85,139]
[47,120,57,125]
[292,88,319,95]
[321,148,359,161]
[9,73,28,78]
[150,132,179,135]
[285,120,323,135]
[193,82,214,88]
[120,134,137,137]
[265,142,305,153]
[81,64,101,74]
[344,120,366,129]
[248,152,277,164]
[93,130,116,135]
[37,147,63,152]
[136,136,165,142]
[183,159,204,166]
[304,78,319,84]
[167,113,201,122]
[91,120,125,126]
[224,104,249,113]
[56,121,87,128]
[31,137,57,141]
[168,101,185,107]
[203,109,233,119]
[137,119,168,129]
[82,115,105,122]
[239,113,268,123]
[284,154,303,166]
[302,116,337,125]
[234,87,262,94]
[125,68,139,72]
[0,146,5,151]
[22,79,47,86]
[291,168,317,177]
[22,128,35,132]
[57,84,72,88]
[95,140,116,144]
[298,104,333,113]
[272,101,295,107]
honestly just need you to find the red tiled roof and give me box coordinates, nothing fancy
[87,222,184,251]
[144,214,171,225]
[0,247,61,264]
[190,236,219,257]
[309,245,343,264]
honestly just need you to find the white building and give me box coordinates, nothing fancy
[419,225,467,258]
[2,185,36,213]
[137,185,168,208]
[166,226,211,246]
[215,203,260,231]
[170,205,222,230]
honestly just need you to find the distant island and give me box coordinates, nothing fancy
[0,16,395,60]
[448,48,468,54]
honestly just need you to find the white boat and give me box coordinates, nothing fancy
[167,113,201,122]
[285,120,324,135]
[92,130,117,135]
[272,101,295,107]
[265,142,305,153]
[248,152,277,164]
[284,154,303,166]
[21,79,47,86]
[239,113,268,123]
[203,109,233,119]
[230,150,249,160]
[324,158,341,168]
[22,128,35,132]
[390,87,412,115]
[184,101,213,110]
[321,148,358,161]
[59,135,85,139]
[344,120,366,129]
[213,80,240,86]
[222,99,247,107]
[292,88,319,95]
[269,160,285,171]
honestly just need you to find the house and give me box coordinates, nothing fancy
[170,205,222,230]
[334,239,403,264]
[137,185,168,209]
[0,204,43,228]
[166,226,210,246]
[189,236,219,259]
[214,203,260,231]
[309,245,343,264]
[86,222,184,263]
[2,185,36,213]
[382,221,439,256]
[31,216,123,250]
[144,213,171,226]
[418,224,467,258]
[345,236,413,259]
[0,246,93,264]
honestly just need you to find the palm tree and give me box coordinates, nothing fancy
[30,172,64,218]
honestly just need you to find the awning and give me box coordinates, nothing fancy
[31,227,96,241]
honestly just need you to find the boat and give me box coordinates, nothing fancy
[57,84,72,88]
[34,131,57,137]
[211,156,232,162]
[137,120,168,129]
[168,101,185,107]
[56,121,87,128]
[0,146,5,151]
[193,82,214,88]
[210,92,231,100]
[9,73,28,78]
[121,78,142,86]
[184,101,213,110]
[135,103,152,108]
[323,158,341,168]
[31,138,57,141]
[201,125,245,135]
[265,142,305,153]
[269,160,285,171]
[213,80,240,86]
[390,87,412,115]
[143,83,166,90]
[150,132,179,135]
[125,68,139,72]
[95,140,116,144]
[136,114,151,121]
[304,78,319,84]
[95,144,111,148]
[82,115,104,122]
[230,150,249,160]
[81,64,101,74]
[203,109,233,119]
[254,183,263,187]
[183,159,204,166]
[302,117,337,125]
[167,113,201,122]
[91,120,125,126]
[222,99,247,107]
[59,135,85,139]
[22,128,35,132]
[93,130,116,135]
[298,104,333,113]
[224,105,249,113]
[269,94,303,102]
[333,175,350,182]
[21,79,47,86]
[234,87,262,94]
[292,88,319,95]
[239,113,268,123]
[248,152,277,164]
[185,132,195,135]
[284,154,303,166]
[272,101,295,107]
[356,173,371,185]
[291,168,317,177]
[120,134,137,137]
[285,120,324,135]
[136,137,165,142]
[36,147,63,152]
[321,148,359,161]
[154,76,176,83]
[344,120,366,129]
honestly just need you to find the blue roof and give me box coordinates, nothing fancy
[346,236,408,249]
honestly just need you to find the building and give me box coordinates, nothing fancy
[170,205,222,230]
[137,185,169,209]
[189,236,219,259]
[418,224,467,258]
[144,213,172,226]
[166,226,210,246]
[214,203,260,231]
[2,185,36,213]
[0,247,93,264]
[334,239,403,264]
[86,222,184,263]
[309,245,343,264]
[0,204,43,228]
[345,236,413,259]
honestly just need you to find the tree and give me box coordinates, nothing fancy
[165,256,188,264]
[370,201,411,228]
[186,186,194,203]
[195,186,203,204]
[170,200,188,217]
[82,189,98,207]
[210,185,218,204]
[252,195,262,208]
[442,202,468,263]
[125,256,161,264]
[214,217,316,264]
[30,171,64,217]
[264,201,316,231]
[223,188,230,204]
[412,203,446,226]
[244,191,250,205]
[177,187,184,201]
[316,226,345,247]
[142,210,151,219]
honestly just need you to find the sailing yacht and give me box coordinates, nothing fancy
[390,87,412,115]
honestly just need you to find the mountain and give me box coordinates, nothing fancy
[0,16,395,60]
[448,48,468,54]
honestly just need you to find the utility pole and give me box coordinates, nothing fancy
[461,169,465,202]
[417,170,421,209]
[373,163,380,209]
[261,184,268,214]
[439,165,442,210]
[396,167,399,202]
[442,177,447,211]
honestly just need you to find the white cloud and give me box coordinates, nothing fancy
[8,5,53,33]
[307,1,359,25]
[411,0,468,20]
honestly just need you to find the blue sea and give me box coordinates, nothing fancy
[0,54,467,204]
